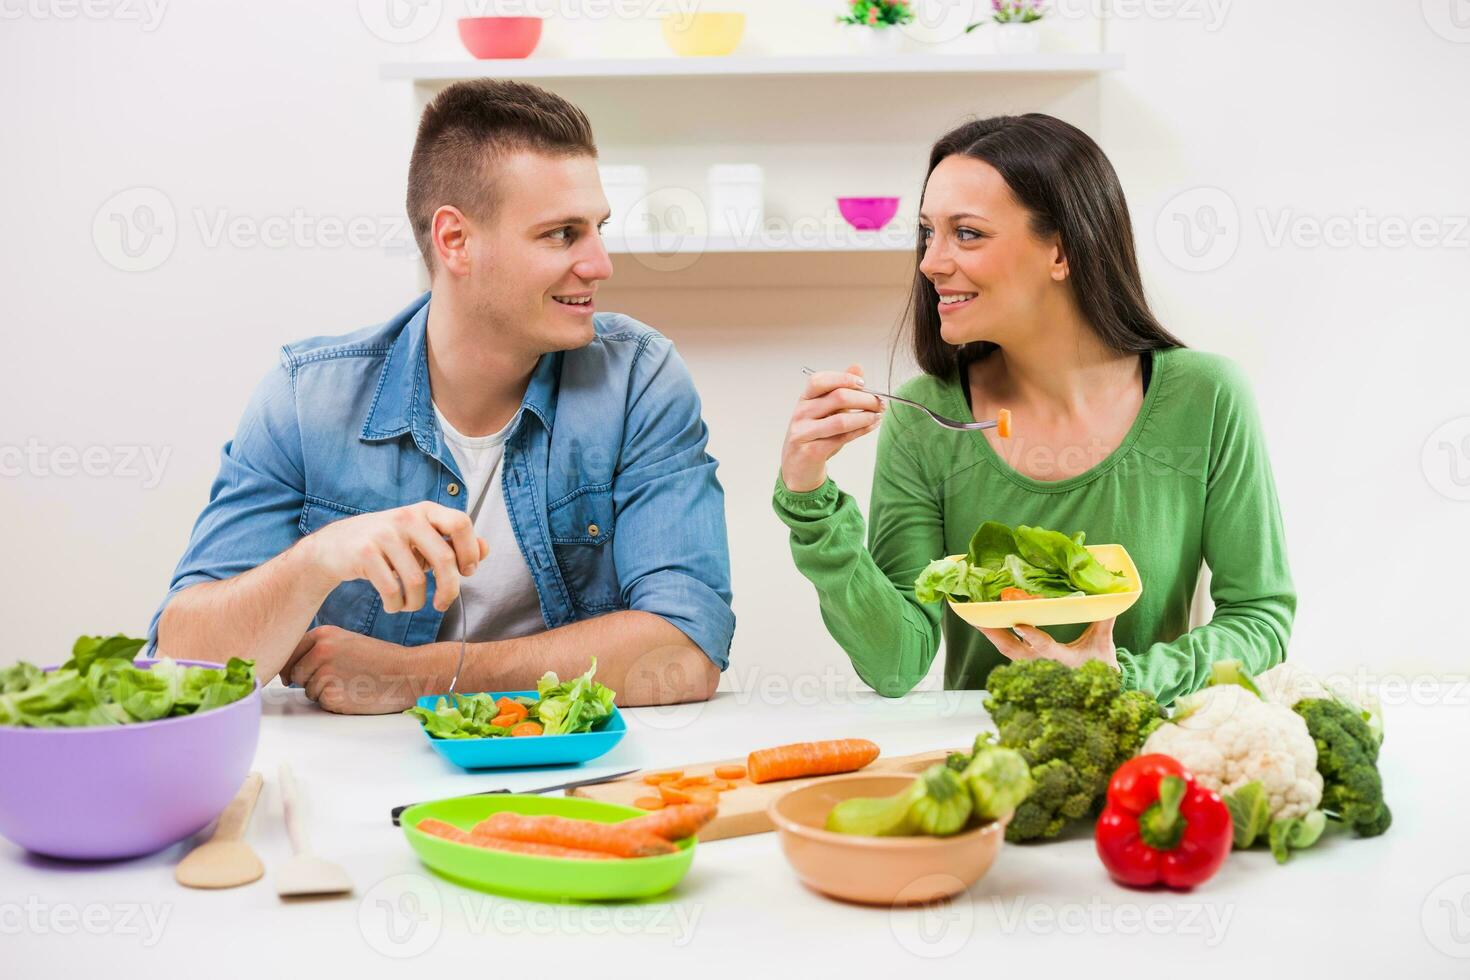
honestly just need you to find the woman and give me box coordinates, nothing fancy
[773,114,1294,706]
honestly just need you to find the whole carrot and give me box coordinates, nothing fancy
[746,738,881,784]
[416,818,476,845]
[420,817,616,859]
[467,833,615,860]
[621,803,717,842]
[474,812,677,858]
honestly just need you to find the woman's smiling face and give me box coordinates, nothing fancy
[918,154,1068,348]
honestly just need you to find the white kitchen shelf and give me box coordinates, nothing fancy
[381,52,1123,83]
[603,233,915,256]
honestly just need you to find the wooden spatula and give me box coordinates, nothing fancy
[175,772,264,889]
[274,763,353,899]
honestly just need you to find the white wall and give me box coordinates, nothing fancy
[2,1,1465,699]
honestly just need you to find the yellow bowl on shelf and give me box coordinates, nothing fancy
[661,12,745,57]
[945,543,1143,629]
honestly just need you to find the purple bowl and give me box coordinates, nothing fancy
[837,196,901,231]
[0,659,260,860]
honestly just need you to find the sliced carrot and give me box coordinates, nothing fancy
[466,833,615,860]
[473,813,677,858]
[510,721,544,737]
[621,803,717,841]
[711,780,737,792]
[658,783,692,805]
[999,587,1041,602]
[746,738,881,784]
[996,408,1012,440]
[713,765,747,781]
[491,713,520,727]
[494,698,529,722]
[685,789,719,807]
[633,796,666,811]
[672,775,712,789]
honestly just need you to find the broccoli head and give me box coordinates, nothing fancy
[984,659,1165,842]
[1293,697,1391,837]
[1003,758,1085,841]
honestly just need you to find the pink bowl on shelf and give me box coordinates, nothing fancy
[457,17,543,59]
[837,197,901,231]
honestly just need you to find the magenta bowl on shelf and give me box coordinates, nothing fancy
[0,659,260,861]
[457,16,544,59]
[837,196,901,231]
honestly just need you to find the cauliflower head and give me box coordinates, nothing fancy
[1141,683,1323,822]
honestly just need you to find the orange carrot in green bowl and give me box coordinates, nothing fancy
[473,812,677,858]
[416,818,477,845]
[747,738,881,784]
[466,833,615,861]
[622,803,717,841]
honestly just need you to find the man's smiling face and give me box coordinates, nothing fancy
[456,150,614,355]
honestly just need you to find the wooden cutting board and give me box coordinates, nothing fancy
[569,748,957,842]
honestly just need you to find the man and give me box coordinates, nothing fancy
[148,79,734,713]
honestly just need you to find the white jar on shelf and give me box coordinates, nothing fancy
[706,164,765,239]
[598,164,651,240]
[994,21,1042,54]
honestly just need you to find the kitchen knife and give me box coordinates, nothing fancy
[389,767,640,825]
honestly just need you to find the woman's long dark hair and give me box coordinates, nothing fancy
[902,114,1185,379]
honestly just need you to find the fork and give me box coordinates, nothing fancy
[801,367,1010,433]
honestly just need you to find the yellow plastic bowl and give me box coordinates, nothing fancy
[661,12,745,57]
[945,543,1143,629]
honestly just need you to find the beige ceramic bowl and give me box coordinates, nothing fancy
[767,773,1007,906]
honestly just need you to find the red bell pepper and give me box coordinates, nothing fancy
[1095,754,1233,890]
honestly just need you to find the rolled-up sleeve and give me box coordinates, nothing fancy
[146,352,307,651]
[611,335,735,669]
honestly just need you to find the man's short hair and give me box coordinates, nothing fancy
[406,79,597,271]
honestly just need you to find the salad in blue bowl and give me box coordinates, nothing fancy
[404,660,625,770]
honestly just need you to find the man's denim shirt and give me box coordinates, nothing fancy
[147,293,735,668]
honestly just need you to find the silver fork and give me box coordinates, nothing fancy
[447,591,467,694]
[801,367,1007,432]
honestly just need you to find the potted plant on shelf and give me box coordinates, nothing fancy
[991,0,1045,54]
[837,0,915,54]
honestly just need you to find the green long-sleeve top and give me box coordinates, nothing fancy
[772,348,1295,706]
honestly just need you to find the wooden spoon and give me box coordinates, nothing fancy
[175,772,264,889]
[274,763,353,899]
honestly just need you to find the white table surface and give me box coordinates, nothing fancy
[6,682,1468,977]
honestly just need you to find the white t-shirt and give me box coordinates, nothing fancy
[433,405,545,644]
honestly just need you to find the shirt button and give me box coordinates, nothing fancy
[587,523,600,537]
[447,483,460,496]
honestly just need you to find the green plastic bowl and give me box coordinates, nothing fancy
[400,794,696,901]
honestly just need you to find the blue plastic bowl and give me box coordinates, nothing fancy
[411,690,626,770]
